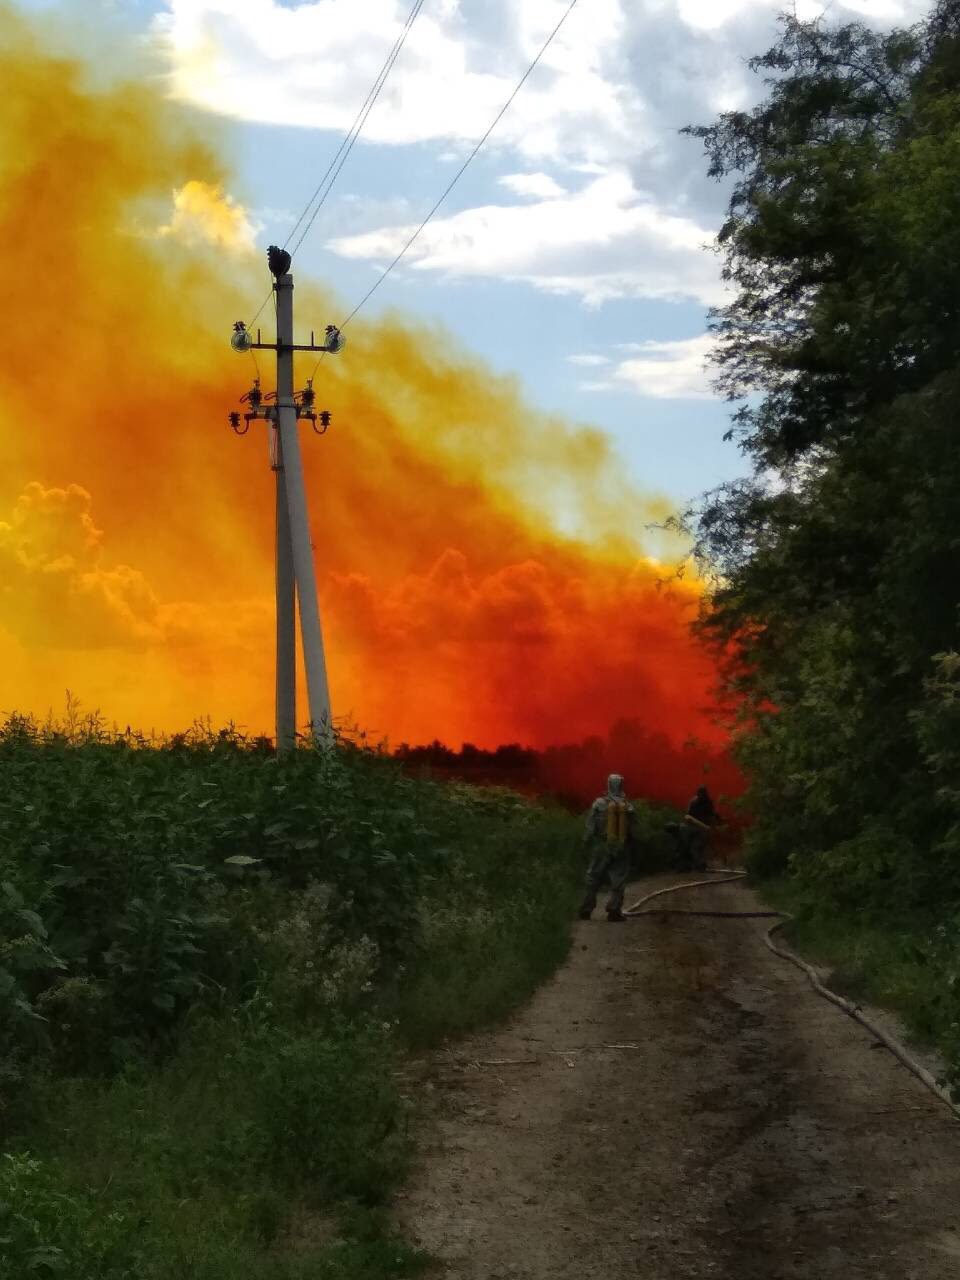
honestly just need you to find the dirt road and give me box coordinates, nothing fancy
[396,876,960,1279]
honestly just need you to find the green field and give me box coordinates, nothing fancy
[0,709,672,1277]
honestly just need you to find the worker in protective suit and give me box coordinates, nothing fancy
[578,773,636,923]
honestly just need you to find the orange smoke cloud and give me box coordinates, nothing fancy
[0,7,733,798]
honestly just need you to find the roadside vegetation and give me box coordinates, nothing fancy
[683,2,960,1086]
[760,877,958,1067]
[0,707,595,1279]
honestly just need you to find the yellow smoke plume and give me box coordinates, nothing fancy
[0,4,721,761]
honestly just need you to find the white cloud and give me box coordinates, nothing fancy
[156,0,929,161]
[328,170,723,307]
[153,0,936,278]
[567,353,612,367]
[154,0,640,165]
[574,335,717,398]
[612,334,717,398]
[499,172,567,200]
[675,0,927,30]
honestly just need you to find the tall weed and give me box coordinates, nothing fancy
[0,711,584,1278]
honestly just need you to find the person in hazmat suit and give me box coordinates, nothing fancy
[578,773,637,923]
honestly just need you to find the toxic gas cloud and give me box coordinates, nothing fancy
[0,6,737,805]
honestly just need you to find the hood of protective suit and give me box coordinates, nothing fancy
[606,773,625,799]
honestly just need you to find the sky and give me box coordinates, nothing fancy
[0,0,933,759]
[16,0,929,509]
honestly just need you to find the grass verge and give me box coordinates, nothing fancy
[758,877,954,1067]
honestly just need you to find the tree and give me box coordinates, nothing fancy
[683,3,960,906]
[686,5,960,464]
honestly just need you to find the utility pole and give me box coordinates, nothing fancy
[275,443,297,751]
[229,246,344,751]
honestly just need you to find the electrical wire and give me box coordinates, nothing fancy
[246,0,427,330]
[287,0,426,260]
[331,0,582,338]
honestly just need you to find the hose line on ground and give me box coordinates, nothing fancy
[624,873,960,1122]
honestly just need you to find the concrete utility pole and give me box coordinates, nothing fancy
[274,427,297,751]
[229,246,344,751]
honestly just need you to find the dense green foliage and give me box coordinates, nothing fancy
[0,711,584,1278]
[684,3,960,1075]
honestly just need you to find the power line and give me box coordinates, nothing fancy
[335,0,581,334]
[287,0,426,259]
[247,0,426,329]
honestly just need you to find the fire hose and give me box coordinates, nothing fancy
[624,871,960,1121]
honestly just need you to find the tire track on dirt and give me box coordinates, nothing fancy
[396,876,960,1278]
